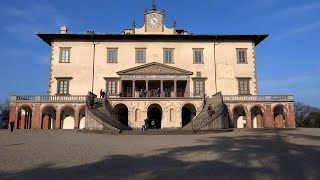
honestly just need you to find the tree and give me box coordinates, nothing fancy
[295,102,320,128]
[306,112,320,128]
[0,99,10,125]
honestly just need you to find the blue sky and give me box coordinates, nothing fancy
[0,0,319,107]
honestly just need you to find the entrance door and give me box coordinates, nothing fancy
[147,104,162,129]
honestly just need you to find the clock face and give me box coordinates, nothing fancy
[146,14,162,28]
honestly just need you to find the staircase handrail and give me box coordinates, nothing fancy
[86,93,130,130]
[188,92,223,130]
[192,101,225,130]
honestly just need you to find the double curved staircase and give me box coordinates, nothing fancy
[85,93,131,131]
[85,92,230,131]
[183,92,230,130]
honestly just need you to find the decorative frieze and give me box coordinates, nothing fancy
[121,74,188,79]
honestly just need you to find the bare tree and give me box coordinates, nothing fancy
[295,102,320,127]
[0,99,10,126]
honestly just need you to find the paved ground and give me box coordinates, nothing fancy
[0,128,319,180]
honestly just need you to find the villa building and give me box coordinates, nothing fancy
[9,3,295,131]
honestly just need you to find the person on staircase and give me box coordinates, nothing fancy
[207,104,215,117]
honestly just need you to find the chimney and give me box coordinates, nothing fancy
[60,25,68,34]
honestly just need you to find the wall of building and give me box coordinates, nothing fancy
[226,102,296,128]
[108,98,203,129]
[9,102,86,129]
[8,100,295,129]
[50,40,256,96]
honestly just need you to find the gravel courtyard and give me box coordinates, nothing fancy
[0,128,319,180]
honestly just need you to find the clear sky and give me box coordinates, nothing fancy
[0,0,319,107]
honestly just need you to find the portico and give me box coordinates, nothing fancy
[112,62,195,98]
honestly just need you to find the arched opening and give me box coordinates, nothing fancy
[114,104,129,127]
[79,107,86,129]
[181,103,196,127]
[274,106,287,128]
[233,106,246,128]
[251,106,264,128]
[60,106,75,129]
[147,104,162,129]
[41,106,56,129]
[17,106,33,129]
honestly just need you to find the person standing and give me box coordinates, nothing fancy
[10,121,15,132]
[99,89,103,98]
[151,119,156,128]
[207,104,214,117]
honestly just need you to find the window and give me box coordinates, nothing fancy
[192,77,206,96]
[163,48,174,63]
[55,77,72,95]
[107,48,118,63]
[59,48,71,63]
[107,81,116,95]
[237,48,247,64]
[238,78,250,95]
[193,49,204,64]
[105,78,119,95]
[195,80,203,95]
[136,48,146,63]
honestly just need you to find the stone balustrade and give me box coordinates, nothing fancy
[10,94,294,103]
[10,95,87,103]
[223,95,294,102]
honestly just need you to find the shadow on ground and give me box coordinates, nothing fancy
[1,129,319,180]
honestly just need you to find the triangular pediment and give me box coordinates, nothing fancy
[117,62,193,75]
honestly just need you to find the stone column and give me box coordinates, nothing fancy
[146,80,149,91]
[32,105,41,129]
[287,103,296,127]
[27,114,30,129]
[186,80,190,97]
[56,111,61,129]
[132,80,136,97]
[146,80,149,97]
[160,80,163,97]
[119,80,122,96]
[246,112,252,128]
[264,104,273,128]
[9,106,17,128]
[27,113,31,129]
[74,110,80,129]
[173,80,177,97]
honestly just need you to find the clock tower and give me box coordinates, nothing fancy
[123,1,177,35]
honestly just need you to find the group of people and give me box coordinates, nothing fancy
[142,118,156,130]
[139,88,161,97]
